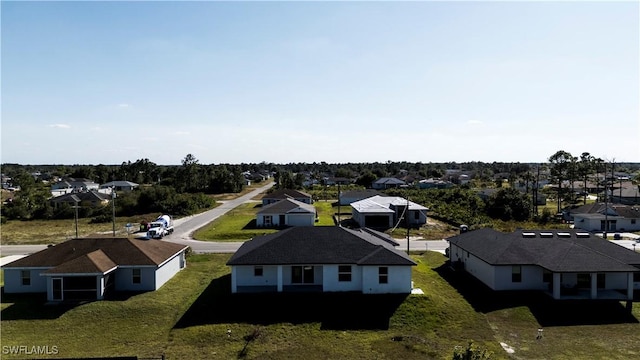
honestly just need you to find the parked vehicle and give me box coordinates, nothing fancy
[147,214,174,239]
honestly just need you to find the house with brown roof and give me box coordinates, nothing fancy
[2,238,188,302]
[448,229,640,300]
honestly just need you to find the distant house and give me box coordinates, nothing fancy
[262,189,313,206]
[339,189,381,206]
[609,183,640,205]
[568,203,640,232]
[351,195,428,229]
[99,181,139,192]
[371,177,406,190]
[50,190,111,208]
[448,228,640,300]
[2,238,188,302]
[256,198,317,227]
[51,178,99,195]
[418,178,453,190]
[227,226,416,294]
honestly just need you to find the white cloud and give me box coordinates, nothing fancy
[116,103,131,109]
[49,124,71,129]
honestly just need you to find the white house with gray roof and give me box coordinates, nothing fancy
[227,226,416,294]
[448,229,640,300]
[351,195,428,229]
[256,198,317,227]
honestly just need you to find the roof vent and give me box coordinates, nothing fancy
[557,232,571,238]
[540,232,553,238]
[576,232,590,238]
[522,232,536,238]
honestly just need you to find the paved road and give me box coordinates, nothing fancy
[0,180,450,257]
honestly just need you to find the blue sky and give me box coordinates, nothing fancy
[2,1,638,165]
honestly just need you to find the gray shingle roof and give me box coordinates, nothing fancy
[257,198,315,215]
[227,226,416,266]
[448,229,640,272]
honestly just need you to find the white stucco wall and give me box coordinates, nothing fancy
[322,265,363,292]
[115,266,156,291]
[493,265,547,291]
[450,244,497,289]
[154,253,185,290]
[362,266,412,294]
[2,268,48,293]
[233,265,279,287]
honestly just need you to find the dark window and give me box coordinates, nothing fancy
[634,272,640,282]
[631,219,636,224]
[512,266,522,283]
[132,268,141,284]
[21,270,30,286]
[338,265,351,282]
[291,266,314,284]
[379,267,388,284]
[542,269,552,283]
[414,211,419,220]
[264,216,272,226]
[597,273,605,289]
[577,273,590,288]
[254,266,263,277]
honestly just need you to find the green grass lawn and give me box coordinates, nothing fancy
[3,252,639,359]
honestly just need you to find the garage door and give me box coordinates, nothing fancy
[364,215,391,228]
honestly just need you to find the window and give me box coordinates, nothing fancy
[264,216,272,226]
[338,265,352,282]
[132,268,141,284]
[291,266,314,284]
[632,219,636,225]
[21,270,30,286]
[597,273,605,289]
[512,266,522,283]
[634,272,640,282]
[414,211,420,220]
[254,266,263,277]
[379,267,388,284]
[577,273,590,288]
[542,269,552,283]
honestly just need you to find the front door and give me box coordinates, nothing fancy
[279,215,286,226]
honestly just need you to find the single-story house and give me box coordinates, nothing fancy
[99,181,139,192]
[568,203,640,232]
[417,178,453,189]
[339,189,381,206]
[2,238,189,302]
[609,183,640,205]
[51,178,99,194]
[448,229,640,300]
[351,195,428,229]
[227,226,416,294]
[256,198,317,227]
[371,177,406,190]
[262,189,313,205]
[50,190,111,208]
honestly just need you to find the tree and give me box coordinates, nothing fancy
[578,152,594,205]
[548,150,573,213]
[486,188,531,221]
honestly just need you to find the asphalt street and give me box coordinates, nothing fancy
[0,181,450,258]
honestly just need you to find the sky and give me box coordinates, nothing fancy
[1,1,639,165]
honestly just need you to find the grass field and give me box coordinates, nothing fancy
[0,215,153,245]
[2,252,639,359]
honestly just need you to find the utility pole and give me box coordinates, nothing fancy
[111,188,116,237]
[337,182,341,227]
[603,162,608,240]
[406,197,410,254]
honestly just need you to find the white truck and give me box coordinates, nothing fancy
[147,214,174,239]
